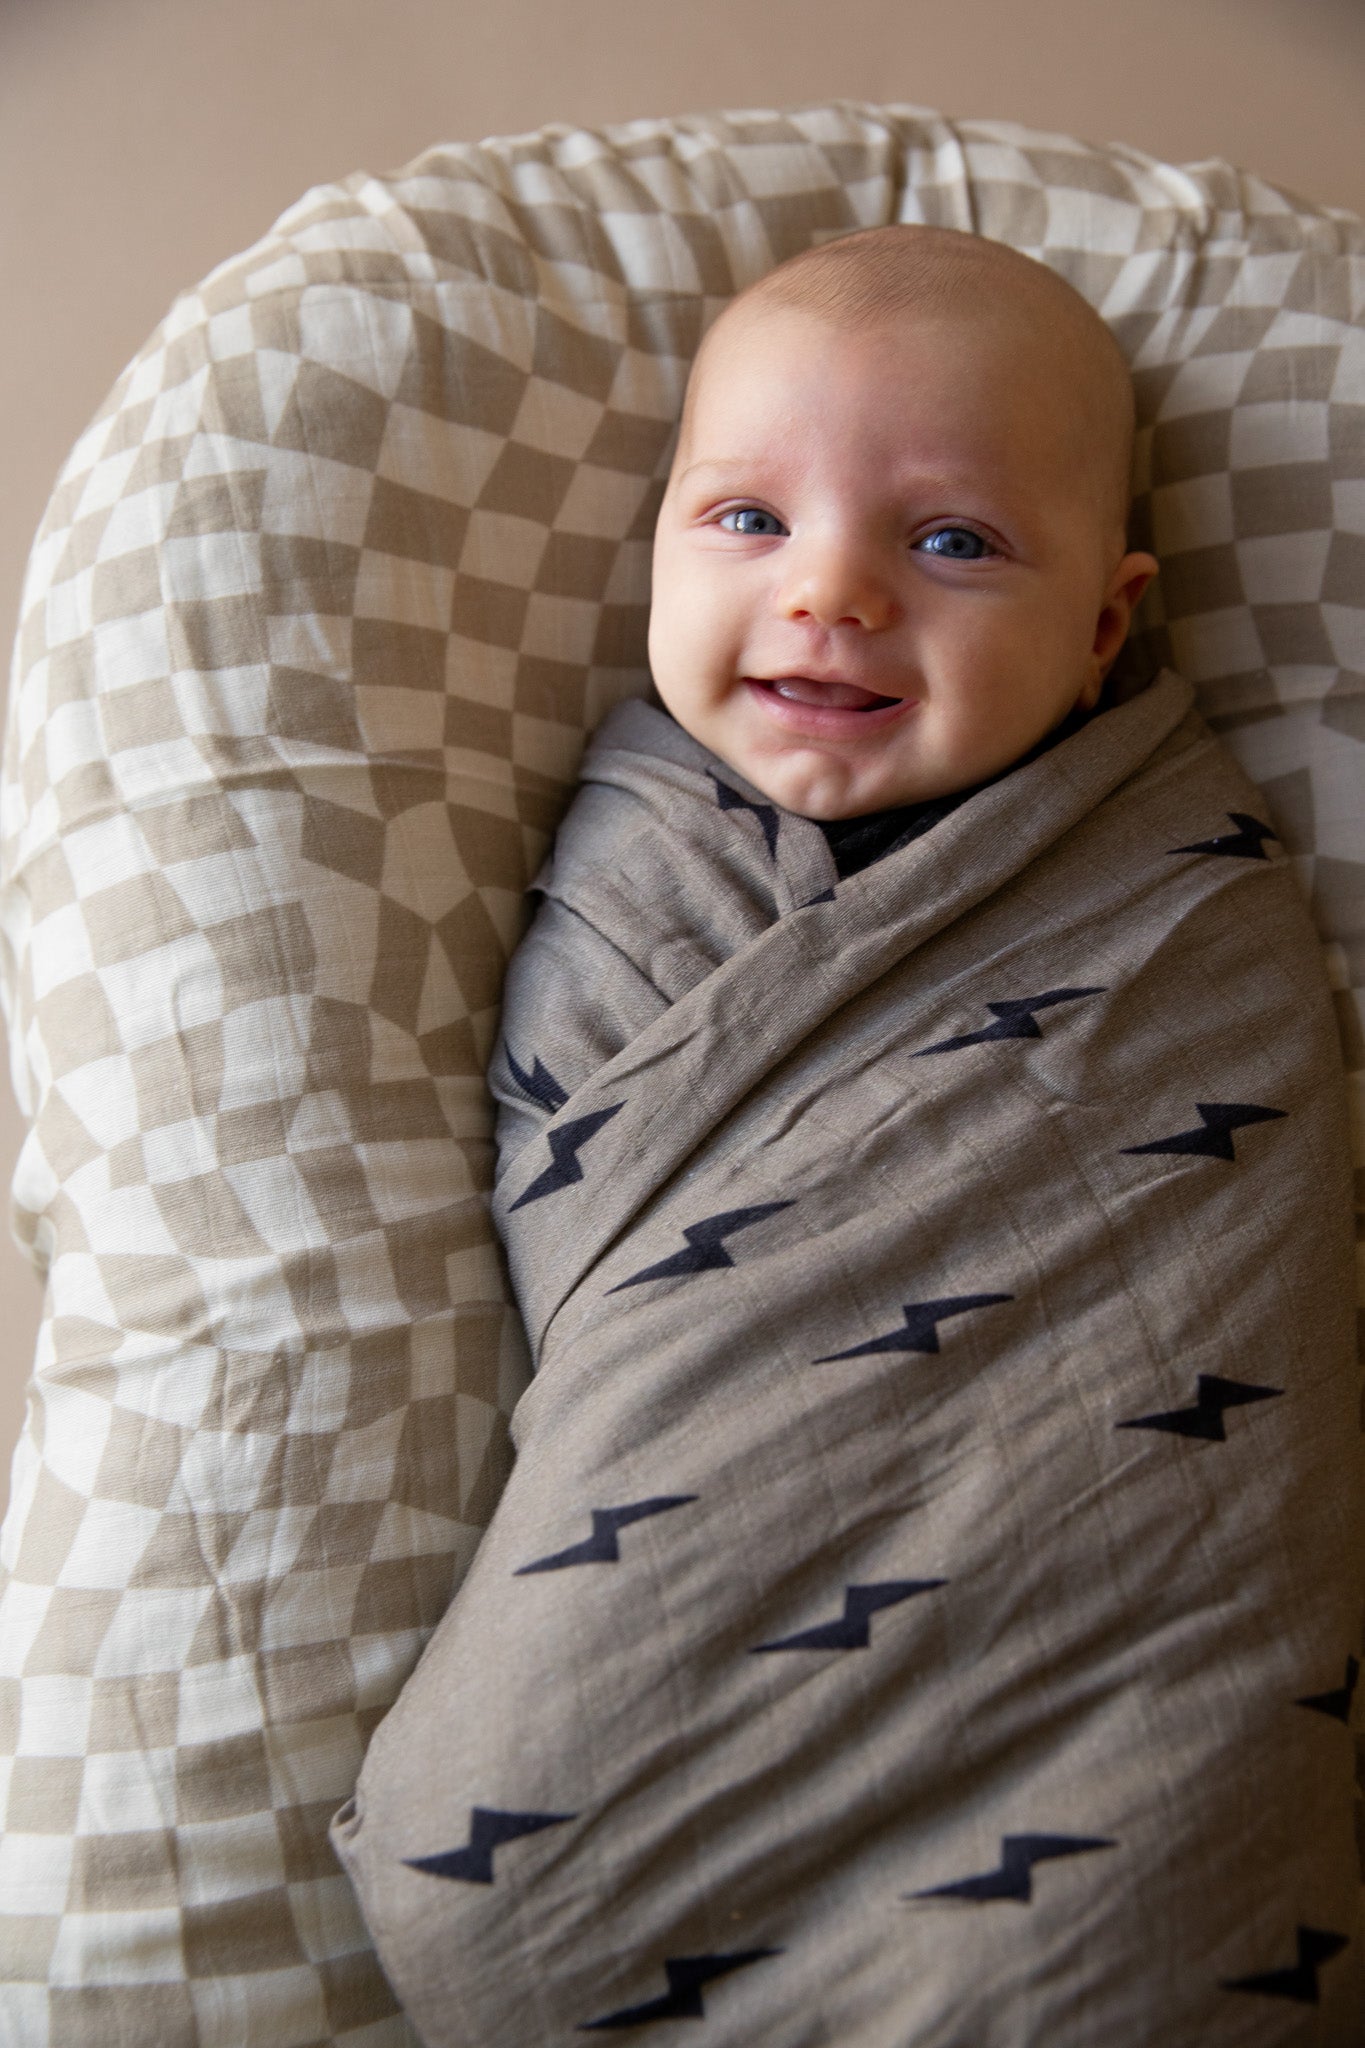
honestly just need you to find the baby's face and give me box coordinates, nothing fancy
[648,303,1156,819]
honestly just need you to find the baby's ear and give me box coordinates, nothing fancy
[1110,549,1159,611]
[1090,550,1160,686]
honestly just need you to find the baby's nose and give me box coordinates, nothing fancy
[778,539,895,630]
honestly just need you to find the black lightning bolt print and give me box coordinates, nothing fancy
[816,1293,1013,1361]
[1121,1101,1286,1161]
[914,987,1106,1055]
[405,1807,575,1884]
[609,1203,795,1290]
[1116,1374,1282,1442]
[515,1497,698,1575]
[907,1833,1116,1904]
[751,1580,946,1652]
[711,774,781,857]
[1295,1656,1360,1722]
[1223,1927,1350,2003]
[506,1048,570,1114]
[509,1104,623,1211]
[1168,812,1278,860]
[580,1951,783,2030]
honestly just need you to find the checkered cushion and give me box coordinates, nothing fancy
[1,102,1362,2046]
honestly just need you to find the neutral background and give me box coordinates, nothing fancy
[2,0,1363,1508]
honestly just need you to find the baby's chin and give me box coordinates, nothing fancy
[717,750,952,821]
[656,693,970,818]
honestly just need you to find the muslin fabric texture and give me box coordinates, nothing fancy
[2,102,1363,2044]
[333,674,1360,2043]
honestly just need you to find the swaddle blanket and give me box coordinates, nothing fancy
[334,671,1363,2046]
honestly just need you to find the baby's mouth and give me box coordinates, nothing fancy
[756,676,900,712]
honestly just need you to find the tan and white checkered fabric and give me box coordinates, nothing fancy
[1,102,1362,2046]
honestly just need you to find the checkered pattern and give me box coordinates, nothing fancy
[0,102,1361,2045]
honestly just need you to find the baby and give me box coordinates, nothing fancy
[646,224,1157,828]
[490,224,1162,1158]
[339,228,1361,2045]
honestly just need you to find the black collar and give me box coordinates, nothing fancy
[816,700,1096,880]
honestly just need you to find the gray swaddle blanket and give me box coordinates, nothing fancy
[334,670,1363,2045]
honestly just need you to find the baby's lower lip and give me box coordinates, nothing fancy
[745,676,912,735]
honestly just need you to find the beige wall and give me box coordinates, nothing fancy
[2,0,1361,1506]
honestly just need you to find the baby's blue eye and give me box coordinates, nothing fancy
[720,507,787,536]
[918,526,991,560]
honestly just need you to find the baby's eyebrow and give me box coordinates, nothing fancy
[677,454,998,498]
[674,458,760,486]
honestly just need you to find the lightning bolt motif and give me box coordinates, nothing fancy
[610,1203,795,1290]
[1116,1373,1282,1442]
[405,1806,575,1884]
[1168,811,1278,860]
[1295,1655,1360,1722]
[509,1103,623,1211]
[752,1579,945,1652]
[816,1292,1013,1361]
[1223,1926,1349,2003]
[711,774,781,857]
[506,1047,569,1114]
[1121,1100,1286,1161]
[515,1496,698,1575]
[908,1832,1115,1903]
[580,1950,782,2029]
[914,986,1105,1055]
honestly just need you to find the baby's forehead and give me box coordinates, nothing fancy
[702,276,1094,374]
[685,295,1083,441]
[681,272,1135,528]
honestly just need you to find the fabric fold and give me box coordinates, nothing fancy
[336,668,1363,2045]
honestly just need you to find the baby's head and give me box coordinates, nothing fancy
[648,225,1158,820]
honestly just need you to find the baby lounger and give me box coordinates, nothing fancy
[1,102,1363,2045]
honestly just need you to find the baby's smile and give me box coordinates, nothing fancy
[746,673,912,737]
[648,270,1156,822]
